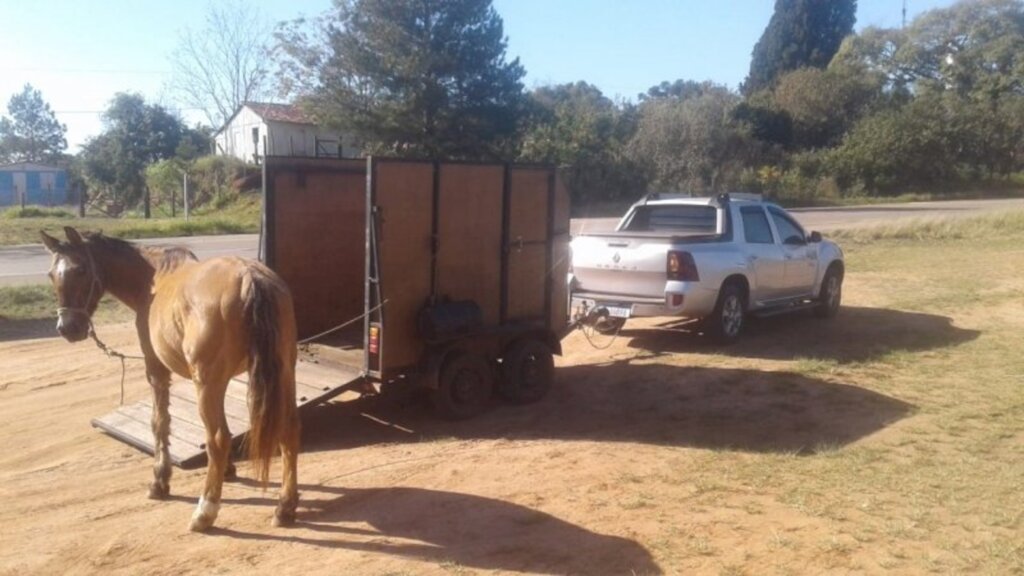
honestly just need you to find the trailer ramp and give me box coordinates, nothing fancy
[91,358,363,469]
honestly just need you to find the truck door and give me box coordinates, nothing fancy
[767,206,817,298]
[739,206,787,303]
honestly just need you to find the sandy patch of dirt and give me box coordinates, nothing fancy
[0,285,1007,574]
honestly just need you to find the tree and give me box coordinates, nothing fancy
[629,85,763,193]
[80,93,206,211]
[744,0,858,95]
[168,1,274,129]
[771,67,881,149]
[0,84,67,163]
[519,82,645,203]
[277,0,527,159]
[832,0,1024,98]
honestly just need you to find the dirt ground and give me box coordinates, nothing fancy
[0,264,1019,575]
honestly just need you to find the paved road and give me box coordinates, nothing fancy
[2,198,1021,286]
[568,198,1024,235]
[0,234,258,287]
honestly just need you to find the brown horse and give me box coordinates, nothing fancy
[40,227,299,532]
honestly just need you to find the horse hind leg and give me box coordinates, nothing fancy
[189,375,232,532]
[147,368,173,500]
[273,408,300,527]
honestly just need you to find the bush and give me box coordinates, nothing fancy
[2,207,75,219]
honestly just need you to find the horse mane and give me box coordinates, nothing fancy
[84,232,198,273]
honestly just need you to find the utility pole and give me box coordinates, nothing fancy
[902,0,908,29]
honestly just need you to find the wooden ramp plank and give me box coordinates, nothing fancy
[91,359,364,469]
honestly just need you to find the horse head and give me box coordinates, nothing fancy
[40,227,103,343]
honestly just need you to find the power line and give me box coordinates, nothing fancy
[0,67,170,75]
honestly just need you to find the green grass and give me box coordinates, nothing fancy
[829,209,1024,243]
[0,284,132,323]
[2,206,76,219]
[0,193,261,246]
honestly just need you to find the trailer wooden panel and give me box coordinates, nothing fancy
[368,161,435,374]
[264,157,366,338]
[435,164,504,327]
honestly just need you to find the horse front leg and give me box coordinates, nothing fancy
[190,377,231,532]
[146,365,173,500]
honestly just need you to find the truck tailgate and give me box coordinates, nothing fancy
[571,233,675,299]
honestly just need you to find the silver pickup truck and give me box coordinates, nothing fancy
[569,193,845,343]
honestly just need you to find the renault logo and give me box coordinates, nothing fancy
[612,252,621,264]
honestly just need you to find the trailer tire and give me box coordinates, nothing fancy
[499,339,554,404]
[431,351,494,420]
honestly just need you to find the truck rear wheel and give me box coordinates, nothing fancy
[706,282,746,345]
[432,351,494,420]
[499,339,554,404]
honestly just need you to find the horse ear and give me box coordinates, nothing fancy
[40,231,63,253]
[64,226,84,247]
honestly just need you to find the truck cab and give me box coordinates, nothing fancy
[569,193,845,343]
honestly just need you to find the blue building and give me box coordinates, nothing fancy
[0,162,69,207]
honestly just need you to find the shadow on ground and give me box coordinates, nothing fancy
[301,361,913,456]
[623,306,980,363]
[211,484,661,575]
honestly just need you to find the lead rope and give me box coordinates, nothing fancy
[87,322,145,406]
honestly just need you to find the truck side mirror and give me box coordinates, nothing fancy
[808,231,822,243]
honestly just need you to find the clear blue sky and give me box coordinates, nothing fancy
[0,0,957,151]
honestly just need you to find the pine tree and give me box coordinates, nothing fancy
[0,84,68,164]
[744,0,858,95]
[279,0,526,159]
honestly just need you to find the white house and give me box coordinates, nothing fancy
[213,102,358,164]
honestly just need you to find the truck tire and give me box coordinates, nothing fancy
[706,282,746,345]
[814,267,843,318]
[431,351,494,420]
[499,339,554,404]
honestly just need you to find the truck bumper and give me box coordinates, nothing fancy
[571,283,718,321]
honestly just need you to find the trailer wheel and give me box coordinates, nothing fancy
[499,339,554,404]
[432,351,494,420]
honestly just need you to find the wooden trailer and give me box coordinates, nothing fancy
[93,156,571,467]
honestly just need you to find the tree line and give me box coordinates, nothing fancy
[2,0,1022,212]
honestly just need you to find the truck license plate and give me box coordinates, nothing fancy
[605,305,632,319]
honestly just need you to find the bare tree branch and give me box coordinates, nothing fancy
[167,1,274,129]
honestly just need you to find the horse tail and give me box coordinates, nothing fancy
[242,269,293,485]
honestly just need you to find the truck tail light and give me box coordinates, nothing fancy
[667,251,699,282]
[368,324,380,355]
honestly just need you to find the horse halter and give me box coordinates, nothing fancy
[55,243,104,326]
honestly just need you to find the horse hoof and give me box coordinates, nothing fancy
[224,463,237,481]
[148,483,169,500]
[272,510,296,527]
[189,514,216,533]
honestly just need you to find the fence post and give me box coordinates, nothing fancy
[18,184,24,210]
[144,186,151,219]
[78,186,85,217]
[184,171,190,222]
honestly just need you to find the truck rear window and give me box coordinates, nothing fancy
[622,205,718,233]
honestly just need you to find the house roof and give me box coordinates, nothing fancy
[0,162,65,172]
[247,102,311,124]
[215,102,315,135]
